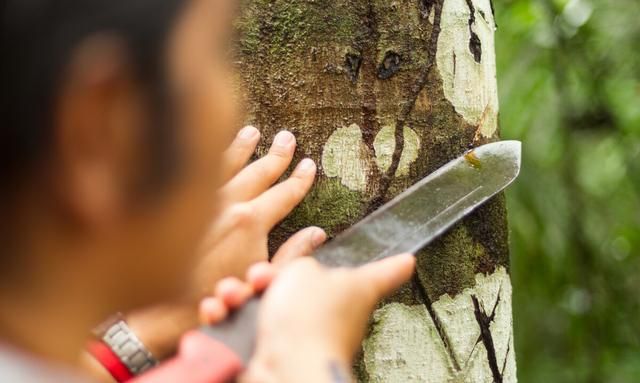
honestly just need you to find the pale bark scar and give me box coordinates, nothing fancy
[321,124,371,192]
[363,267,516,382]
[436,0,500,138]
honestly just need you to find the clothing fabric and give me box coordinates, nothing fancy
[0,331,241,383]
[0,343,91,383]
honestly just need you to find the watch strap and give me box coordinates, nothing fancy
[87,340,134,382]
[92,314,158,378]
[102,319,158,375]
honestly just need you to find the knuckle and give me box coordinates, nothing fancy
[302,229,318,249]
[228,203,257,227]
[294,238,315,257]
[286,176,310,199]
[226,143,250,160]
[254,158,286,179]
[268,145,294,158]
[285,183,306,202]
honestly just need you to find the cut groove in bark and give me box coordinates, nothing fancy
[464,0,483,63]
[413,273,462,371]
[377,51,401,80]
[359,1,381,195]
[472,293,503,383]
[345,53,363,82]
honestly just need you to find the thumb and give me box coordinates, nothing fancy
[354,254,416,303]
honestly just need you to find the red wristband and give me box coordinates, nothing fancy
[87,340,134,383]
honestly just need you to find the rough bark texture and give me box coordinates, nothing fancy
[234,0,516,381]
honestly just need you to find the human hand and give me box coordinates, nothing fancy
[191,125,325,298]
[197,261,277,325]
[242,254,416,383]
[124,127,326,359]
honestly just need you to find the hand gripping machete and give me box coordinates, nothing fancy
[134,140,521,383]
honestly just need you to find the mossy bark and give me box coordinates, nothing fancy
[234,0,516,381]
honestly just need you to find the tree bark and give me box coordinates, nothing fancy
[235,0,516,381]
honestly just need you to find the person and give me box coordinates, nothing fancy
[0,0,416,382]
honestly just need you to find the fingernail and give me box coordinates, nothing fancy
[296,158,316,173]
[273,131,295,148]
[311,228,327,247]
[239,125,259,139]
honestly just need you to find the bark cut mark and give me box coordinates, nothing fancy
[489,0,498,28]
[471,291,503,383]
[419,0,436,18]
[453,52,457,77]
[359,2,382,194]
[464,0,483,63]
[377,51,401,80]
[501,333,511,377]
[413,274,462,372]
[345,53,363,83]
[368,0,445,209]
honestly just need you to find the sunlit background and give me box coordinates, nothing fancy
[496,0,640,381]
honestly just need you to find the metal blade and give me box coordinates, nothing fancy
[314,140,521,267]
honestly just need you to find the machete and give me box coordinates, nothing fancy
[134,140,521,383]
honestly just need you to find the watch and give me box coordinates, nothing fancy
[93,314,158,375]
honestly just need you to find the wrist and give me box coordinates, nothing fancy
[87,302,199,382]
[126,303,198,360]
[88,314,161,382]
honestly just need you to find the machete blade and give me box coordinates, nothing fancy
[314,140,521,267]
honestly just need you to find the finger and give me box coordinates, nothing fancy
[199,297,228,325]
[199,202,255,247]
[221,126,261,183]
[251,158,317,229]
[221,131,297,202]
[272,226,326,265]
[354,254,416,303]
[215,277,254,308]
[246,262,277,292]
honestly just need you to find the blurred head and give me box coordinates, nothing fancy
[0,0,239,312]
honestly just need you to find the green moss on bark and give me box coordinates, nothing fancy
[271,178,365,250]
[236,0,361,56]
[414,194,510,299]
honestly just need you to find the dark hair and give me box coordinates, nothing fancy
[0,0,186,192]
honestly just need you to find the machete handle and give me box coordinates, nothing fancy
[132,300,261,382]
[132,331,244,383]
[198,296,261,365]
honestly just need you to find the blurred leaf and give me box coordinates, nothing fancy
[496,0,640,381]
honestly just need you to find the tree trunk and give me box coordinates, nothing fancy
[235,0,516,381]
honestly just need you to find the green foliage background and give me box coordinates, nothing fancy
[496,0,640,381]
